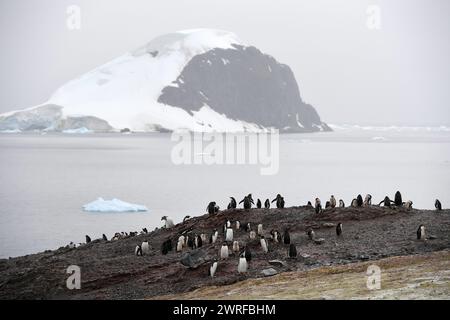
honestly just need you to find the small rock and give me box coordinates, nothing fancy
[428,235,437,240]
[360,255,370,260]
[268,260,287,268]
[261,268,278,277]
[314,238,325,245]
[180,249,206,269]
[322,223,335,228]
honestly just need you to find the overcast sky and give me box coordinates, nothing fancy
[1,0,449,125]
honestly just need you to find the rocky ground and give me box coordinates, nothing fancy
[0,205,449,300]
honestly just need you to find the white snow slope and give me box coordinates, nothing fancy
[11,29,267,133]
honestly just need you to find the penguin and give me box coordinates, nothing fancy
[272,194,285,209]
[237,252,248,274]
[288,244,297,258]
[283,229,291,245]
[435,199,442,211]
[379,196,393,207]
[325,201,331,209]
[394,191,403,206]
[207,202,217,215]
[142,241,150,255]
[405,200,413,210]
[264,199,270,209]
[244,246,252,262]
[356,194,363,207]
[249,231,257,240]
[85,235,91,244]
[336,223,343,237]
[417,225,426,240]
[239,196,252,210]
[142,228,148,234]
[161,216,174,229]
[68,242,76,249]
[270,230,280,243]
[210,229,218,244]
[260,236,269,253]
[228,197,237,210]
[257,199,262,209]
[307,201,313,207]
[102,234,108,241]
[187,236,194,249]
[235,221,240,230]
[247,194,255,205]
[214,204,220,213]
[330,195,336,208]
[183,216,191,222]
[351,199,358,207]
[339,199,345,208]
[135,245,143,256]
[201,233,208,243]
[315,198,322,214]
[194,234,203,248]
[220,243,229,259]
[209,258,218,278]
[225,228,234,242]
[176,238,183,252]
[232,241,240,253]
[257,224,263,236]
[364,194,372,206]
[161,238,172,255]
[244,222,251,232]
[226,220,231,228]
[307,229,315,240]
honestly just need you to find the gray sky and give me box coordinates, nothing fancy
[1,0,449,125]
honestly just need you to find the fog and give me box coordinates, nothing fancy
[0,0,449,125]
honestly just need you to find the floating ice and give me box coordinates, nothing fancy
[63,127,92,134]
[83,198,148,212]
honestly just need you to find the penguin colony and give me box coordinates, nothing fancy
[66,191,443,278]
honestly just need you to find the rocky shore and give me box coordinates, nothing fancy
[0,205,449,300]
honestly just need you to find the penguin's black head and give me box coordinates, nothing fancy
[161,216,167,221]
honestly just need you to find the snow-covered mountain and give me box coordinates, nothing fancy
[0,29,330,133]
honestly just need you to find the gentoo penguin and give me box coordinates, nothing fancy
[244,246,252,262]
[161,238,172,255]
[283,230,291,245]
[264,199,270,209]
[394,191,403,206]
[239,196,252,210]
[226,220,231,228]
[225,228,234,242]
[135,245,143,256]
[288,244,297,258]
[176,238,183,252]
[244,222,251,232]
[142,228,148,234]
[356,194,363,207]
[214,204,220,213]
[220,243,229,259]
[249,231,257,240]
[142,241,150,255]
[351,199,358,207]
[161,216,174,229]
[364,194,372,206]
[207,202,217,215]
[257,224,263,236]
[187,236,194,249]
[307,229,315,240]
[405,201,413,210]
[102,234,108,241]
[336,223,343,237]
[68,242,76,249]
[232,241,240,253]
[339,199,345,208]
[330,195,337,208]
[210,229,218,244]
[260,236,269,253]
[272,194,285,209]
[85,235,91,243]
[228,197,237,210]
[248,194,255,205]
[307,201,313,207]
[183,216,191,222]
[325,201,331,209]
[379,196,393,207]
[270,230,280,243]
[315,198,322,214]
[417,225,426,240]
[435,199,442,210]
[235,221,240,230]
[237,252,248,274]
[194,234,203,248]
[257,199,262,209]
[201,233,208,243]
[209,259,218,278]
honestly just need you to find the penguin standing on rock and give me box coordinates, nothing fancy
[379,196,394,207]
[264,199,270,209]
[356,195,363,207]
[239,196,253,210]
[325,201,331,209]
[207,202,217,215]
[161,216,174,229]
[330,195,336,208]
[220,243,229,259]
[417,225,426,240]
[249,231,257,240]
[315,198,322,214]
[161,238,173,255]
[232,241,240,253]
[102,234,108,241]
[288,244,297,258]
[283,230,291,245]
[272,194,285,209]
[336,223,343,237]
[142,241,150,255]
[225,228,234,242]
[210,229,218,244]
[339,200,345,208]
[307,229,315,240]
[183,216,191,222]
[228,197,237,210]
[435,199,442,211]
[257,224,263,235]
[364,194,372,206]
[209,259,218,278]
[405,201,413,210]
[257,199,262,209]
[237,252,248,274]
[85,235,91,244]
[244,246,252,262]
[394,191,403,206]
[260,236,269,253]
[135,245,143,256]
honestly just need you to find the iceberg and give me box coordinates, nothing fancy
[83,198,148,212]
[63,127,92,134]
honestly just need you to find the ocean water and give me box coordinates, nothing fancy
[0,127,449,258]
